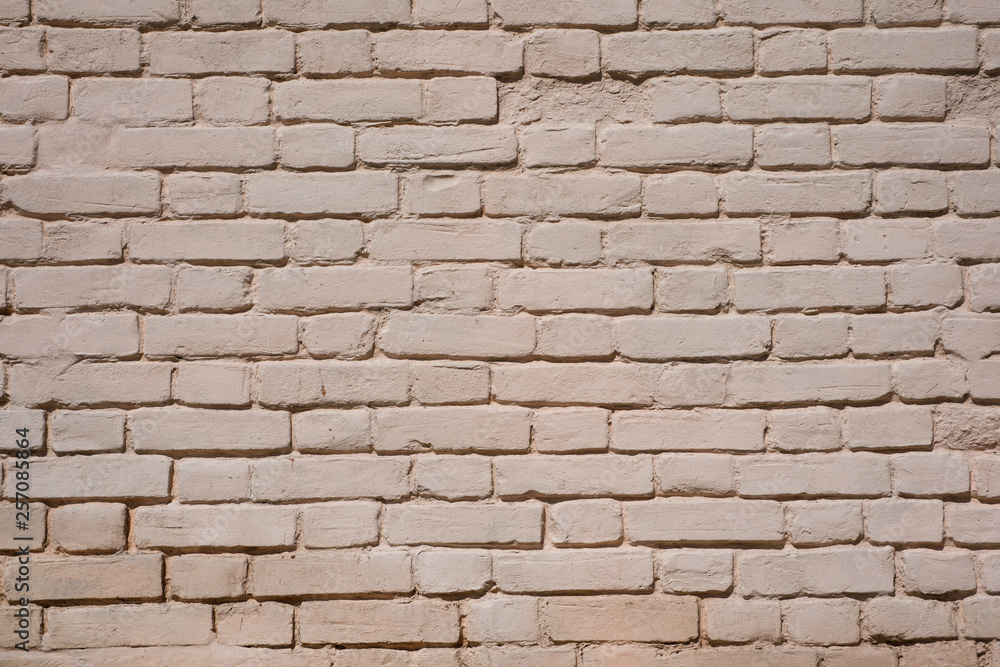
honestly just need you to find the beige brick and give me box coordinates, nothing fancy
[495,454,652,499]
[258,360,409,408]
[969,265,1000,312]
[645,172,720,217]
[376,30,523,75]
[275,79,420,122]
[612,409,765,453]
[360,126,516,167]
[414,0,487,24]
[248,171,398,217]
[785,598,860,645]
[0,605,41,650]
[176,267,251,313]
[175,362,251,407]
[497,268,652,313]
[42,221,123,263]
[415,455,492,500]
[47,28,139,73]
[495,550,652,593]
[176,459,250,503]
[548,499,622,546]
[523,125,595,168]
[867,597,956,641]
[756,125,832,168]
[148,30,294,74]
[947,505,1000,546]
[870,0,942,25]
[963,596,1000,639]
[866,498,944,545]
[658,549,733,594]
[9,361,172,409]
[483,173,641,217]
[942,316,1000,360]
[302,501,380,548]
[726,77,871,121]
[758,29,828,75]
[533,408,609,453]
[405,173,481,216]
[888,264,963,308]
[936,220,1000,263]
[618,316,769,361]
[411,362,490,405]
[729,362,892,405]
[0,127,36,170]
[837,124,990,168]
[525,29,600,79]
[877,75,947,120]
[656,453,736,495]
[468,647,573,667]
[787,501,863,545]
[735,266,885,311]
[625,498,783,545]
[375,405,530,453]
[654,364,727,409]
[493,362,657,406]
[171,555,247,601]
[6,172,161,216]
[739,547,894,597]
[288,220,364,262]
[217,602,293,647]
[51,503,127,554]
[14,265,169,309]
[4,454,170,501]
[6,554,162,602]
[0,75,68,121]
[705,598,781,643]
[414,549,492,595]
[601,124,752,169]
[75,78,192,125]
[257,266,410,312]
[50,410,124,454]
[189,0,260,25]
[0,27,44,71]
[610,222,759,263]
[893,359,968,401]
[830,27,978,72]
[46,604,213,649]
[982,553,1000,593]
[131,407,289,455]
[973,455,1000,500]
[293,409,371,453]
[773,314,849,359]
[739,453,890,498]
[720,171,871,216]
[0,313,138,360]
[135,504,296,549]
[36,0,179,24]
[656,268,729,313]
[949,0,1000,22]
[768,407,842,452]
[251,456,409,501]
[370,220,521,261]
[900,550,976,596]
[843,405,933,451]
[423,76,497,122]
[0,500,45,552]
[385,502,542,546]
[167,173,242,217]
[299,600,458,647]
[493,0,636,26]
[301,313,376,360]
[843,218,928,261]
[825,646,899,667]
[952,172,1000,216]
[196,77,270,126]
[894,451,970,497]
[465,597,538,644]
[130,220,283,263]
[536,314,612,357]
[720,0,861,24]
[545,595,698,642]
[528,223,601,267]
[297,30,371,74]
[264,0,409,26]
[603,29,753,77]
[649,78,721,122]
[642,0,716,27]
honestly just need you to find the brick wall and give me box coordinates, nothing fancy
[1,0,999,664]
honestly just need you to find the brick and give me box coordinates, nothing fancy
[854,310,943,354]
[523,125,595,167]
[656,453,735,495]
[526,223,602,266]
[415,456,492,500]
[43,221,123,263]
[360,126,516,167]
[247,172,397,217]
[13,265,168,309]
[900,550,976,596]
[0,0,26,21]
[830,27,979,72]
[370,221,520,261]
[0,126,35,169]
[645,172,720,217]
[263,0,410,26]
[658,550,733,593]
[405,173,481,216]
[297,30,371,74]
[216,601,293,648]
[130,221,283,262]
[603,29,754,77]
[177,267,251,312]
[843,406,933,450]
[135,504,296,549]
[45,604,213,649]
[887,264,963,308]
[4,554,162,602]
[51,503,127,554]
[609,222,759,263]
[738,453,890,498]
[866,498,944,545]
[292,409,371,453]
[468,647,574,667]
[167,173,241,216]
[0,605,40,649]
[656,268,729,312]
[534,314,613,359]
[415,549,492,595]
[758,29,828,75]
[196,77,270,126]
[0,502,45,551]
[876,75,947,120]
[424,76,497,122]
[964,596,1000,639]
[893,359,968,401]
[705,598,781,643]
[612,409,765,453]
[275,79,420,122]
[258,361,409,408]
[947,505,1000,545]
[411,362,490,405]
[414,0,487,24]
[787,501,863,545]
[973,455,1000,500]
[5,453,170,502]
[257,266,409,312]
[74,78,193,125]
[47,28,139,73]
[175,362,251,407]
[112,127,275,169]
[600,124,752,169]
[483,173,641,217]
[5,172,160,216]
[251,551,412,598]
[50,410,125,454]
[493,0,635,26]
[769,408,842,452]
[189,0,260,25]
[251,456,409,501]
[493,362,656,406]
[497,268,652,313]
[867,597,956,641]
[171,555,246,601]
[148,30,294,74]
[533,408,609,453]
[625,499,784,545]
[9,361,171,408]
[969,265,1000,312]
[300,313,375,359]
[176,459,250,503]
[942,316,1000,360]
[785,599,861,645]
[131,407,290,455]
[720,0,862,24]
[465,597,538,644]
[144,314,296,358]
[288,220,364,262]
[739,547,894,597]
[385,503,542,546]
[726,77,870,121]
[545,595,698,641]
[843,219,929,261]
[756,125,832,168]
[870,0,942,24]
[525,29,600,79]
[648,78,721,122]
[549,499,622,546]
[0,313,138,359]
[35,0,180,24]
[720,171,871,216]
[299,600,458,647]
[949,0,1000,23]
[983,553,1000,593]
[0,27,44,71]
[495,455,652,499]
[0,75,66,121]
[824,647,896,667]
[642,0,717,27]
[618,315,770,361]
[837,124,990,167]
[734,267,885,311]
[374,405,530,453]
[773,314,849,359]
[495,550,653,593]
[376,30,522,75]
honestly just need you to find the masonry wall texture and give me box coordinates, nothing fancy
[0,0,999,664]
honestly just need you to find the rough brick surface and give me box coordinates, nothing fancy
[3,3,996,661]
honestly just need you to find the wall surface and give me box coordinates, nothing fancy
[1,0,1000,664]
